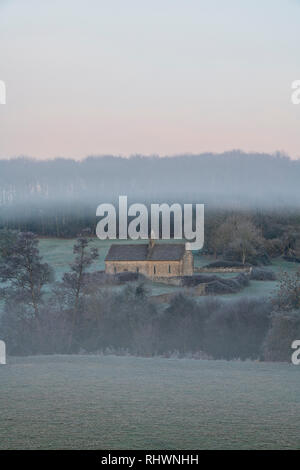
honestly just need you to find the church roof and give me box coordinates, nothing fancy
[105,243,186,262]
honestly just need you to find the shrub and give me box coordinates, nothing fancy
[181,274,219,287]
[250,268,277,281]
[283,256,300,264]
[263,311,300,362]
[205,273,249,295]
[157,295,222,355]
[272,270,300,311]
[203,298,272,360]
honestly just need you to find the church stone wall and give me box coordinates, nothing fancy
[105,260,184,278]
[182,250,194,276]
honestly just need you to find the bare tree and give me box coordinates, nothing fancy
[59,229,99,350]
[0,231,53,318]
[213,215,263,264]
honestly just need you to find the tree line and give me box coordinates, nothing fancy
[1,152,300,236]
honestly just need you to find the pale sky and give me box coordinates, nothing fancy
[0,0,299,159]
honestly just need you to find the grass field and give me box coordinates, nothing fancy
[38,238,300,300]
[1,355,299,450]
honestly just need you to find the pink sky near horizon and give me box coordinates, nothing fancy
[0,0,300,160]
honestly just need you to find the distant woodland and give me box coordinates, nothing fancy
[0,152,300,236]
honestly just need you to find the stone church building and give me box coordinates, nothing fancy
[105,239,193,278]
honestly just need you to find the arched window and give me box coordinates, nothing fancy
[154,265,156,274]
[114,266,117,274]
[136,267,139,273]
[169,265,171,273]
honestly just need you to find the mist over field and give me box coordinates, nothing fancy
[0,152,300,211]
